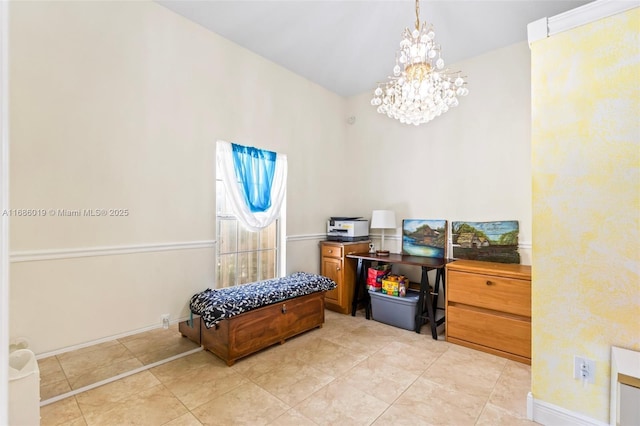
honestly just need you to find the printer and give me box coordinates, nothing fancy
[326,217,369,242]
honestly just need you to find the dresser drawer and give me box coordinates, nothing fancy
[321,245,343,258]
[447,270,531,317]
[447,305,531,359]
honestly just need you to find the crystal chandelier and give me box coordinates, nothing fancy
[371,0,469,126]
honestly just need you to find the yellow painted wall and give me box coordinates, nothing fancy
[531,7,640,422]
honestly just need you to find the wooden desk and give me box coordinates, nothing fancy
[346,252,453,339]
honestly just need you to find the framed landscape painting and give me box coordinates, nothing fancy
[402,219,447,258]
[451,220,520,263]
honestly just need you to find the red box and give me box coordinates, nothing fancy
[368,267,387,282]
[367,267,389,291]
[368,280,382,292]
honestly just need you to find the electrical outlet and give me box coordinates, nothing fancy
[161,314,170,329]
[573,355,595,384]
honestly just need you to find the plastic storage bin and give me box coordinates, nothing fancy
[369,289,419,330]
[9,349,40,426]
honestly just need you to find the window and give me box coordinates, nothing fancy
[215,171,280,288]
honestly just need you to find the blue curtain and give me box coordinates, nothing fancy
[231,143,277,213]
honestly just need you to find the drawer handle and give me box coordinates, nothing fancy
[486,280,495,286]
[336,267,341,271]
[282,304,287,314]
[328,249,333,253]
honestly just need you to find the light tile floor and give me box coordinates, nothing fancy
[39,310,539,426]
[38,324,200,401]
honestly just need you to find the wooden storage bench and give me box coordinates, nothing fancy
[180,292,325,366]
[179,272,335,366]
[178,315,201,345]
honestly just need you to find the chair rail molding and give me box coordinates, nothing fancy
[286,233,326,242]
[9,240,216,263]
[286,233,532,251]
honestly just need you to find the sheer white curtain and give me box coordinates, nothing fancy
[216,140,287,232]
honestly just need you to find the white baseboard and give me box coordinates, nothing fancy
[529,394,609,426]
[34,316,190,359]
[40,346,203,407]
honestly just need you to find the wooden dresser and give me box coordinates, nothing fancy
[445,260,532,364]
[320,240,370,314]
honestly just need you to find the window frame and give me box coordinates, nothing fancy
[214,149,286,288]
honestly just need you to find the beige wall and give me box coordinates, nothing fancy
[344,41,532,267]
[9,1,349,354]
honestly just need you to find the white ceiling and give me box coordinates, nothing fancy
[157,0,593,97]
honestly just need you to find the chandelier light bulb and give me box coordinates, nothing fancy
[370,0,468,125]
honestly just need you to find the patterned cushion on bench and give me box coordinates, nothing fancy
[190,272,336,328]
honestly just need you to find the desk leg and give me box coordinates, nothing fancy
[431,268,442,317]
[415,266,442,340]
[352,258,370,318]
[440,268,446,309]
[428,268,446,339]
[415,267,431,334]
[432,268,445,313]
[363,260,371,319]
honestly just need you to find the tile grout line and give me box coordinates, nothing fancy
[52,355,74,400]
[361,333,451,425]
[474,356,510,425]
[45,334,195,406]
[156,381,196,426]
[368,356,440,424]
[40,346,203,407]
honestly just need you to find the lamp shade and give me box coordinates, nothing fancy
[370,210,396,230]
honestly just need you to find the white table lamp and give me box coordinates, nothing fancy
[371,210,396,255]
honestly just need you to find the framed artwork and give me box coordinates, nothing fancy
[402,219,447,258]
[451,220,520,264]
